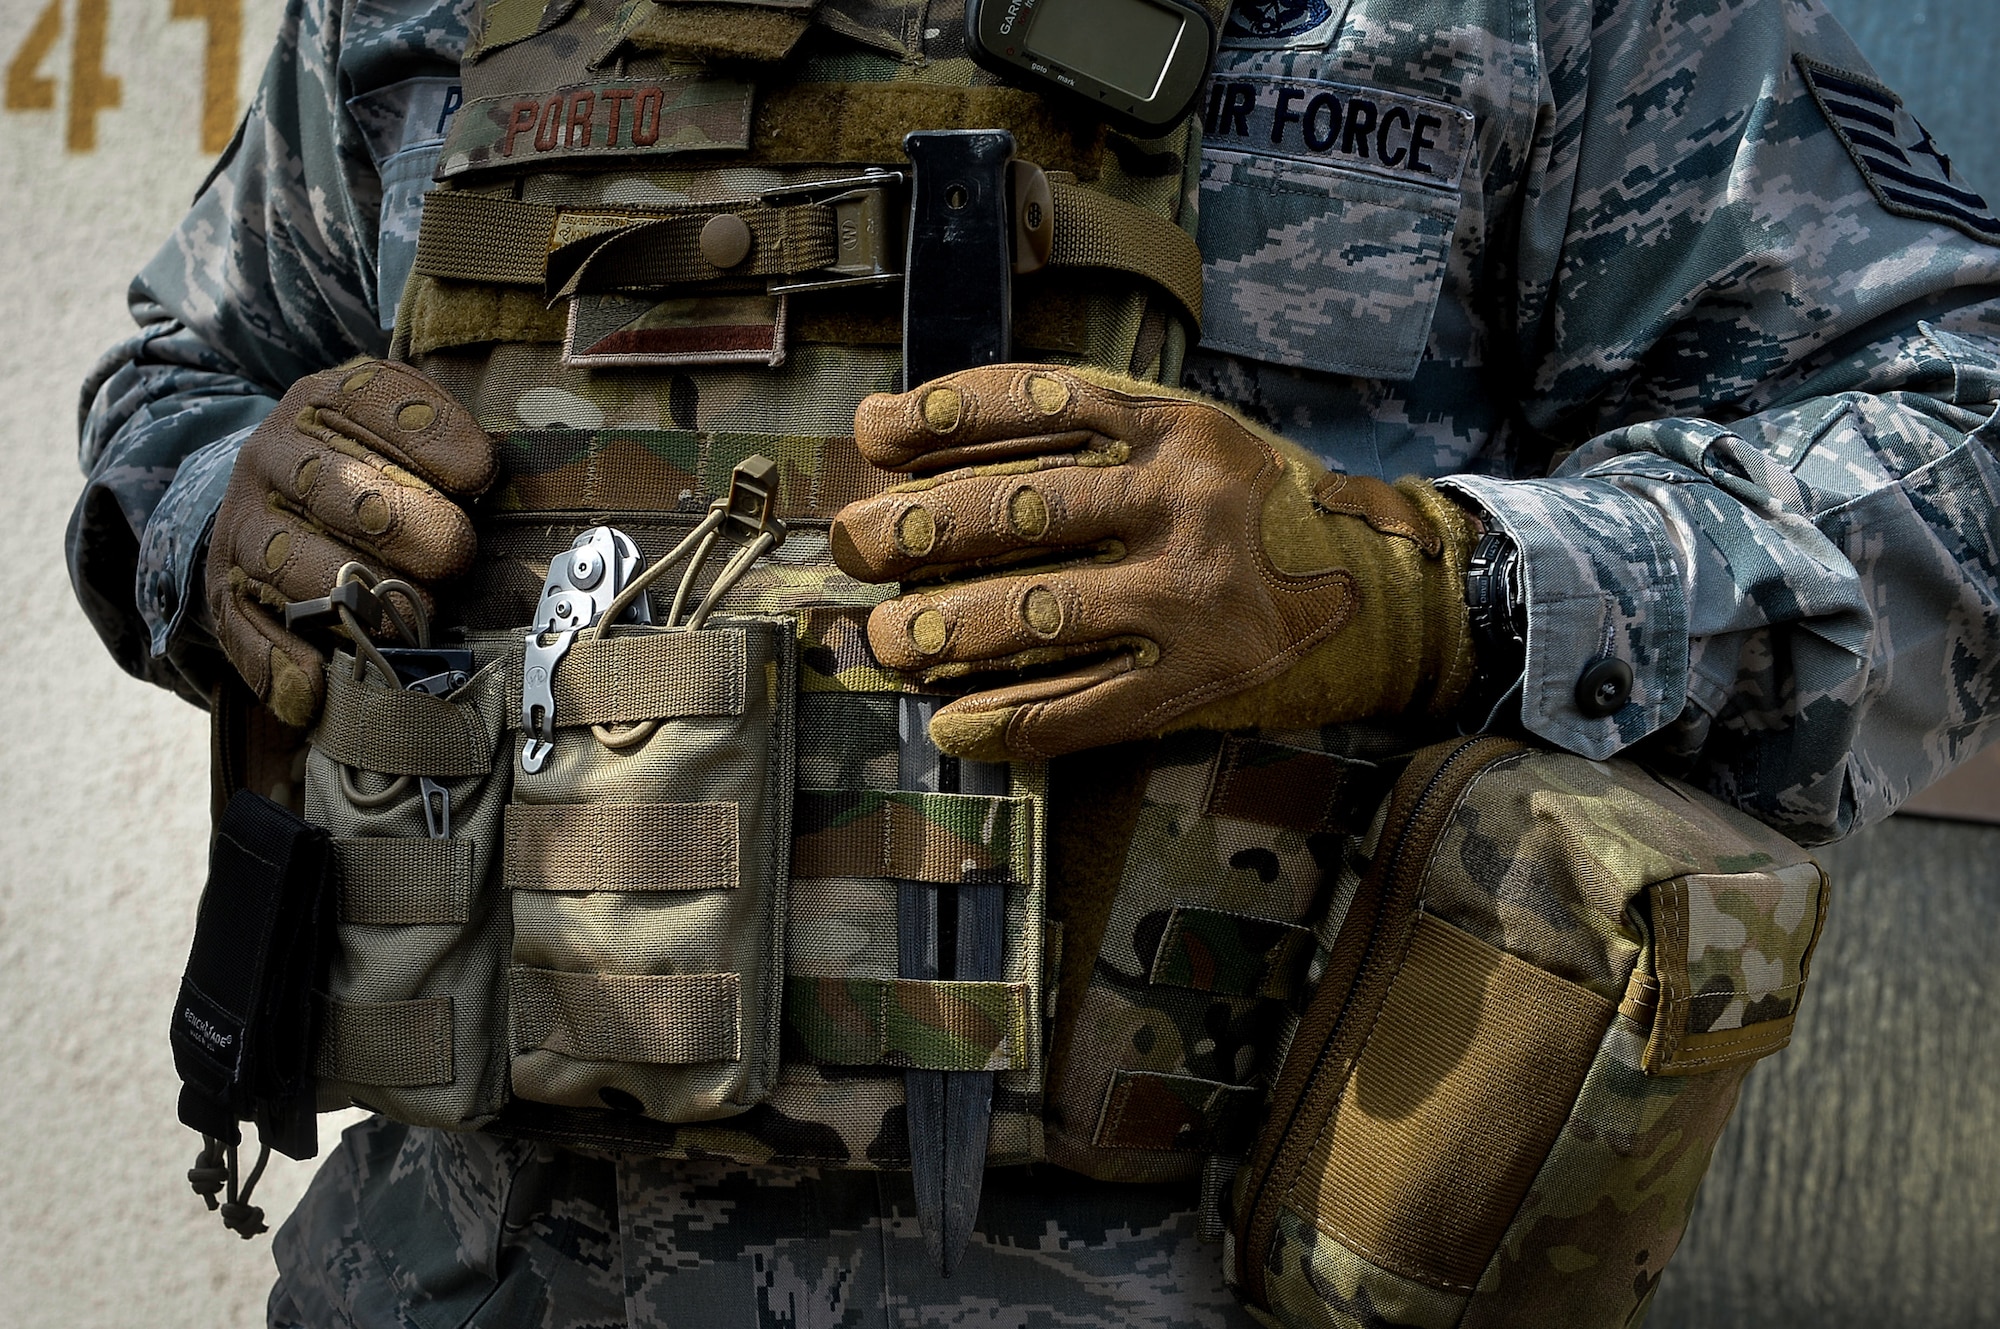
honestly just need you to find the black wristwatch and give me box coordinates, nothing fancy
[1463,524,1527,715]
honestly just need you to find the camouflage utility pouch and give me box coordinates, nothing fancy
[305,651,516,1129]
[1232,735,1830,1328]
[503,619,796,1123]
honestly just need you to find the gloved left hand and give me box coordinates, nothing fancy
[205,360,495,727]
[830,364,1480,762]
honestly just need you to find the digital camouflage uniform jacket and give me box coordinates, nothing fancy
[63,0,2000,1324]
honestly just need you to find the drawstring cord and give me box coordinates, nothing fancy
[579,508,777,750]
[189,1135,271,1239]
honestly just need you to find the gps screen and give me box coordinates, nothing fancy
[1026,0,1187,101]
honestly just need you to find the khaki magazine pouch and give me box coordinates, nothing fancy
[503,621,796,1122]
[305,652,515,1129]
[1231,736,1831,1328]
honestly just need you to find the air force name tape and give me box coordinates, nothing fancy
[1797,56,2000,246]
[1202,75,1474,192]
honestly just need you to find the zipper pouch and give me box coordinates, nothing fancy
[1233,738,1830,1328]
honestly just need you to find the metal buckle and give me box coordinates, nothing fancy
[765,169,907,295]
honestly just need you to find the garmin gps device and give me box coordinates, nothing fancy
[967,0,1219,138]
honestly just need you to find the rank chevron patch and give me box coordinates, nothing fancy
[1798,56,2000,245]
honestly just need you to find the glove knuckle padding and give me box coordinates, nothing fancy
[831,463,1137,582]
[839,364,1479,761]
[293,360,496,497]
[206,359,488,728]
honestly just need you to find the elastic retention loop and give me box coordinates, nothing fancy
[191,1134,270,1239]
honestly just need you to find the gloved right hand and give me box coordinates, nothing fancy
[205,360,495,726]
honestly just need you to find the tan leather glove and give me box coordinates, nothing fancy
[830,364,1479,762]
[206,360,495,727]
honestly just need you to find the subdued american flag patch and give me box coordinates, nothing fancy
[1797,56,2000,246]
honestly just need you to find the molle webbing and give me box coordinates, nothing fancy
[411,181,1204,330]
[511,967,743,1064]
[793,789,1032,885]
[492,430,894,518]
[496,633,747,726]
[334,838,476,924]
[504,802,740,893]
[316,669,499,777]
[785,976,1033,1071]
[1095,1069,1264,1154]
[316,997,456,1087]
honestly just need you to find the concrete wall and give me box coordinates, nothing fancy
[0,4,353,1324]
[0,1,1992,1325]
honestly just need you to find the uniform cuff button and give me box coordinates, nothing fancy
[1574,656,1633,718]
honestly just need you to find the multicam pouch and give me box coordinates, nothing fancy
[472,548,1052,1170]
[1230,736,1830,1329]
[304,651,515,1129]
[502,618,795,1122]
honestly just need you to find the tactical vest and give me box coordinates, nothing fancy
[297,0,1336,1182]
[268,3,1837,1317]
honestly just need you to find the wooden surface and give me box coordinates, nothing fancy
[1650,815,2000,1326]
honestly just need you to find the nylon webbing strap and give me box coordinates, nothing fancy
[1147,905,1317,1004]
[1203,737,1390,836]
[500,631,745,728]
[784,976,1031,1071]
[1091,1069,1263,1154]
[1048,181,1204,330]
[412,191,558,287]
[318,665,496,777]
[333,837,476,925]
[408,174,1199,332]
[315,996,455,1087]
[511,966,742,1064]
[792,790,1029,886]
[549,206,838,295]
[505,802,739,892]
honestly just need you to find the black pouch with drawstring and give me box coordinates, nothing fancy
[171,789,335,1163]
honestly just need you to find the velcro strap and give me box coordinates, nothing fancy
[548,206,838,297]
[751,83,1104,177]
[1048,181,1204,330]
[414,192,843,291]
[333,837,476,925]
[505,802,739,892]
[414,192,559,285]
[1092,1070,1263,1154]
[500,631,745,728]
[1148,905,1317,1004]
[510,966,741,1064]
[315,997,455,1087]
[792,790,1030,885]
[618,0,820,63]
[317,665,497,777]
[785,976,1031,1071]
[1203,736,1391,835]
